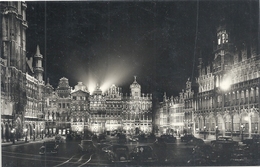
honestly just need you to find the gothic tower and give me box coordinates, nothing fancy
[1,1,28,72]
[33,45,44,82]
[130,76,141,97]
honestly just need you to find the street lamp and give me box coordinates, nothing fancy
[215,125,218,140]
[24,128,28,142]
[204,126,206,140]
[33,129,35,141]
[41,129,43,139]
[11,129,15,144]
[241,124,245,141]
[220,76,232,137]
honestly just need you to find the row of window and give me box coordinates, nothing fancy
[72,96,87,100]
[197,87,259,110]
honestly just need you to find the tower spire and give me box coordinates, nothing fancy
[36,45,41,55]
[33,45,44,82]
[134,76,137,82]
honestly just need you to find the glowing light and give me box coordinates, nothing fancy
[220,76,231,91]
[87,81,96,95]
[244,116,249,121]
[78,54,134,94]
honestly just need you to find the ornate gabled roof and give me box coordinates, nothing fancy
[45,78,54,90]
[130,76,141,89]
[57,77,70,89]
[93,83,102,95]
[71,89,89,95]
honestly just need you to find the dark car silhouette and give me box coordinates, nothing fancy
[78,140,96,153]
[181,134,194,142]
[130,145,158,163]
[105,145,130,162]
[211,140,238,165]
[160,134,176,143]
[188,144,214,165]
[39,141,59,155]
[118,134,127,144]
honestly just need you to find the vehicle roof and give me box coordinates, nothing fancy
[213,140,237,144]
[81,140,93,142]
[218,136,233,139]
[44,141,56,144]
[135,145,152,148]
[44,140,56,143]
[112,145,128,148]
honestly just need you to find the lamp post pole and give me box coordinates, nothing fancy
[204,126,206,140]
[241,124,244,141]
[216,125,218,140]
[33,129,35,141]
[11,129,15,144]
[25,129,28,142]
[219,75,231,138]
[41,129,43,139]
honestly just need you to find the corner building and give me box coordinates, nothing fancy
[194,21,260,140]
[1,1,46,142]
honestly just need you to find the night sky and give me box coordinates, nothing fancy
[25,1,258,100]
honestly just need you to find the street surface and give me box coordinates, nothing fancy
[2,137,194,167]
[3,135,259,166]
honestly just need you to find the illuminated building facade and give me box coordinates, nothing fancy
[70,82,90,134]
[55,77,72,135]
[156,79,194,136]
[193,22,260,140]
[169,96,184,135]
[24,45,45,140]
[44,79,57,136]
[104,84,123,133]
[157,93,170,134]
[1,1,45,142]
[122,76,153,134]
[89,84,106,134]
[183,78,195,134]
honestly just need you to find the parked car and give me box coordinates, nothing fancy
[160,134,176,143]
[39,141,59,155]
[244,141,260,160]
[190,144,214,164]
[211,136,233,145]
[186,138,205,146]
[129,145,158,163]
[138,134,148,143]
[181,134,194,142]
[128,135,139,142]
[98,134,106,143]
[211,140,238,165]
[230,145,252,165]
[78,140,96,153]
[118,134,127,144]
[111,130,117,136]
[243,135,260,145]
[55,134,66,143]
[146,133,156,143]
[106,145,130,162]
